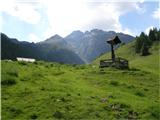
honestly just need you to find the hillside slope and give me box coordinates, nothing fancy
[2,42,159,120]
[94,41,160,75]
[1,33,84,64]
[1,33,43,60]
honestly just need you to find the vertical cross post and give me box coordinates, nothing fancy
[111,44,115,62]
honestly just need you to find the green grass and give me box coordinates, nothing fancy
[1,41,160,120]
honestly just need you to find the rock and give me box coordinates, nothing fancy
[100,98,108,103]
[53,111,63,119]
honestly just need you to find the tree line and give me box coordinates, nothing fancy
[135,27,160,56]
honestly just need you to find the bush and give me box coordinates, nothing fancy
[110,81,119,86]
[18,61,27,65]
[34,61,38,65]
[8,70,18,77]
[52,71,65,76]
[9,107,22,116]
[30,113,38,119]
[135,91,145,97]
[78,65,86,69]
[1,76,16,86]
[149,105,160,119]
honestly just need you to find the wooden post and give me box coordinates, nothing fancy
[111,44,115,62]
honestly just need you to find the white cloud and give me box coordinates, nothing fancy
[152,8,160,19]
[121,28,135,36]
[28,33,41,43]
[145,26,154,35]
[41,0,92,38]
[0,0,145,40]
[40,0,143,38]
[86,0,146,2]
[0,0,41,24]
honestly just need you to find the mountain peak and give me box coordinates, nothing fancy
[50,34,63,40]
[90,29,104,33]
[1,33,19,44]
[43,34,63,43]
[69,30,84,37]
[108,31,116,34]
[65,30,84,39]
[71,30,83,34]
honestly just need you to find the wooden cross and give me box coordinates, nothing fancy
[107,36,121,62]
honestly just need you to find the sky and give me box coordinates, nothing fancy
[0,0,159,43]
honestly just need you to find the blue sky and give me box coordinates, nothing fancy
[119,1,159,35]
[0,0,159,43]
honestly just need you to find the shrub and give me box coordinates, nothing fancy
[18,61,27,65]
[8,70,18,77]
[110,81,119,86]
[135,91,145,97]
[50,63,54,67]
[9,107,22,116]
[45,65,49,68]
[32,73,43,78]
[34,61,38,65]
[40,87,45,91]
[149,106,160,119]
[144,88,148,91]
[30,113,38,119]
[72,64,77,67]
[67,93,71,96]
[78,65,86,69]
[53,71,65,76]
[129,68,140,71]
[127,85,135,89]
[1,76,16,86]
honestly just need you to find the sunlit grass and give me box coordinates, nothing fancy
[1,42,159,119]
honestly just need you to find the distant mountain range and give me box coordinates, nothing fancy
[65,29,134,63]
[1,33,84,64]
[1,29,134,64]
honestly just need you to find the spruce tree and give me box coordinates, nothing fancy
[135,32,151,55]
[135,37,143,53]
[141,40,149,56]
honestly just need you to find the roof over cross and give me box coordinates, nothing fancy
[107,36,121,45]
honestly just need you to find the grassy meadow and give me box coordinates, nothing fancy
[1,41,160,120]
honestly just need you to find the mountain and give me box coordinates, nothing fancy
[36,34,84,64]
[1,33,84,64]
[37,34,69,52]
[1,29,134,64]
[65,29,134,63]
[38,34,66,47]
[1,33,43,60]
